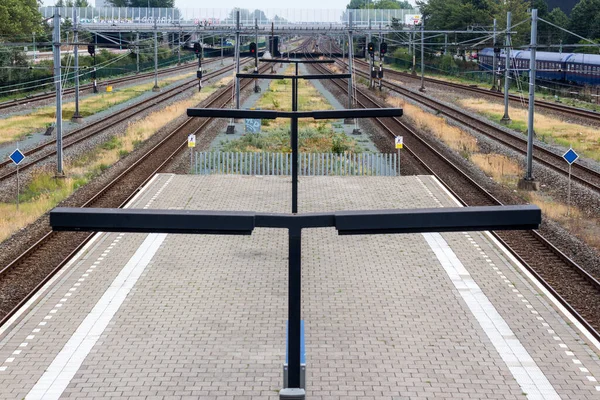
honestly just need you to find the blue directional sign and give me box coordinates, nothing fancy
[563,148,579,165]
[9,149,25,166]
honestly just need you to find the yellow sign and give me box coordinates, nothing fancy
[395,136,403,149]
[188,134,196,148]
[106,85,113,92]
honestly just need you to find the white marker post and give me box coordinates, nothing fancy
[9,144,26,211]
[562,147,579,217]
[395,136,403,176]
[188,134,196,173]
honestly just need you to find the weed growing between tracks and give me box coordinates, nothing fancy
[0,71,195,144]
[221,65,363,154]
[386,94,600,253]
[457,98,600,162]
[389,97,478,158]
[0,76,231,245]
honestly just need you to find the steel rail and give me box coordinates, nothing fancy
[0,58,224,111]
[0,59,250,181]
[0,63,271,328]
[312,61,600,343]
[345,59,600,194]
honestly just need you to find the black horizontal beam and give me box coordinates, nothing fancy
[335,205,541,235]
[259,59,335,64]
[237,73,351,80]
[50,205,540,235]
[186,108,403,120]
[50,208,255,235]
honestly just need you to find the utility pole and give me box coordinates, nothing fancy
[72,7,82,123]
[152,17,160,92]
[411,27,416,75]
[33,32,36,63]
[518,8,539,191]
[501,12,512,123]
[136,32,140,74]
[368,19,373,88]
[221,36,224,65]
[347,13,354,113]
[53,8,63,176]
[178,27,181,65]
[235,9,241,109]
[271,22,275,73]
[444,33,448,56]
[378,27,383,90]
[419,21,425,92]
[491,18,498,91]
[197,40,203,92]
[254,18,260,93]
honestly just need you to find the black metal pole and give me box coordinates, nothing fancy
[287,227,302,388]
[93,52,98,93]
[291,110,298,213]
[292,65,299,214]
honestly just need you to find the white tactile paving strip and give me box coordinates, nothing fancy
[21,175,175,400]
[417,175,600,397]
[1,175,599,399]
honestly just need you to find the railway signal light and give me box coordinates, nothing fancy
[380,42,387,55]
[249,42,257,54]
[367,42,375,56]
[194,42,201,56]
[87,45,95,55]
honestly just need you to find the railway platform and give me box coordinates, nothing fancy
[1,174,599,399]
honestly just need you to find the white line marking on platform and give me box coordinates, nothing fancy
[423,232,560,399]
[26,233,167,400]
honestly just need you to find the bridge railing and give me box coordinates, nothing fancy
[39,7,419,28]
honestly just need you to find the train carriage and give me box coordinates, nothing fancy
[565,54,600,86]
[479,47,600,86]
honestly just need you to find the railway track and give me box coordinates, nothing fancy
[0,63,271,327]
[345,59,600,194]
[0,59,250,182]
[311,61,600,342]
[0,57,227,112]
[352,58,600,124]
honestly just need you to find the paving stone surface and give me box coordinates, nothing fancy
[0,174,599,400]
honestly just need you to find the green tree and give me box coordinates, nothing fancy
[486,0,531,46]
[416,0,492,31]
[0,0,44,36]
[569,0,600,41]
[543,7,570,45]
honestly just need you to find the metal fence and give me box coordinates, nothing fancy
[194,152,399,176]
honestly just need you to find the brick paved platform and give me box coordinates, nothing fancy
[1,174,600,400]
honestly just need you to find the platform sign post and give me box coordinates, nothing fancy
[395,136,403,176]
[188,134,196,172]
[9,145,25,211]
[563,147,579,216]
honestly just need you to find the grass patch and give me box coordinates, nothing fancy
[526,192,600,250]
[389,97,479,158]
[223,65,362,153]
[221,124,361,154]
[0,71,195,144]
[457,97,600,161]
[0,76,229,244]
[471,153,522,187]
[0,174,81,243]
